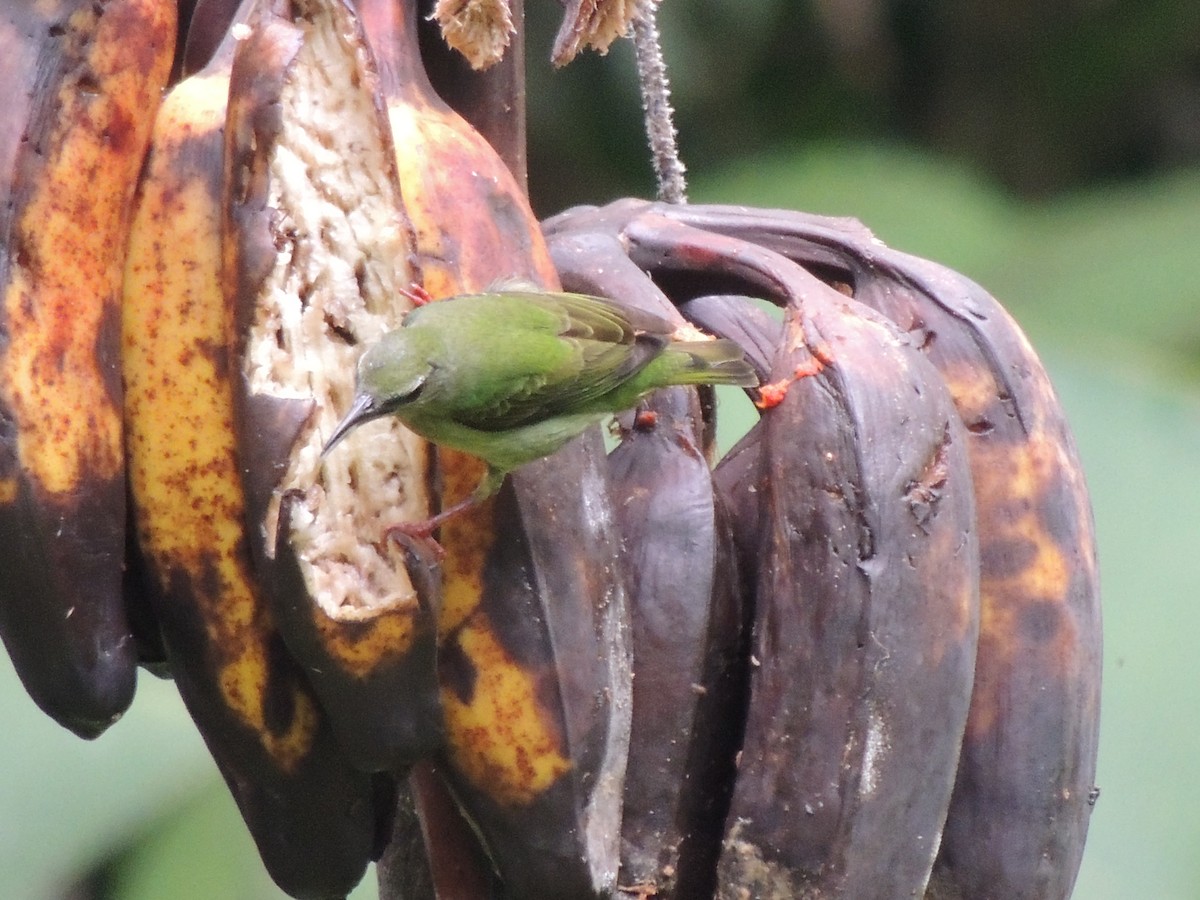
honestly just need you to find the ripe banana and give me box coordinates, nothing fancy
[123,10,387,897]
[0,0,1103,894]
[669,203,1103,900]
[840,233,1101,900]
[0,0,174,737]
[716,273,979,900]
[360,1,632,895]
[179,0,244,78]
[627,220,978,897]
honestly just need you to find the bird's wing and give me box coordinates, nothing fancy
[525,290,676,345]
[443,291,672,432]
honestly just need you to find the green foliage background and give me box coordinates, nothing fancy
[4,1,1199,897]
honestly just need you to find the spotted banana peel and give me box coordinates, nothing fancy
[122,3,411,894]
[0,0,175,738]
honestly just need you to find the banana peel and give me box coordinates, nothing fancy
[717,271,979,899]
[544,201,988,896]
[545,225,752,897]
[622,215,979,897]
[607,387,748,900]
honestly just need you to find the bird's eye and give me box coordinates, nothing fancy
[369,374,426,419]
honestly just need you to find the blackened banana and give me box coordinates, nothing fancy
[545,203,982,897]
[713,281,978,897]
[666,203,1103,900]
[544,232,760,897]
[606,385,748,900]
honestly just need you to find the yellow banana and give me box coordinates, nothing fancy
[123,8,384,896]
[0,0,174,737]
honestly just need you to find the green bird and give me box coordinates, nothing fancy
[323,288,757,534]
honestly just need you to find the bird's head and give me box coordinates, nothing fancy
[321,329,432,456]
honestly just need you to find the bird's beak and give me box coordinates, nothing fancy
[321,392,378,458]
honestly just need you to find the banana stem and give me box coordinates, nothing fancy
[632,0,687,203]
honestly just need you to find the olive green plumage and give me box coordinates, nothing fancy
[325,289,756,501]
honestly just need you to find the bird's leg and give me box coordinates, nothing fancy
[385,495,478,560]
[385,467,506,559]
[400,283,434,307]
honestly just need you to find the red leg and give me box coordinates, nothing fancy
[385,492,483,560]
[633,408,659,431]
[400,282,434,307]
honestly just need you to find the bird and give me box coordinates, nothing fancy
[322,287,757,538]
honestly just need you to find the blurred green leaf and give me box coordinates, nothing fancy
[998,175,1200,382]
[694,142,1022,280]
[1047,352,1200,900]
[109,781,381,900]
[0,663,214,899]
[109,782,286,900]
[0,658,385,899]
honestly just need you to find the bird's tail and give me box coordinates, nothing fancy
[671,339,759,387]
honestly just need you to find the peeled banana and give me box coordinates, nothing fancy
[223,0,442,777]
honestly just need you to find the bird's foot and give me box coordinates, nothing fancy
[383,493,484,561]
[385,520,446,561]
[400,283,434,307]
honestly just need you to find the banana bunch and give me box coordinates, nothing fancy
[1,0,627,892]
[543,199,1101,900]
[1,0,1099,897]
